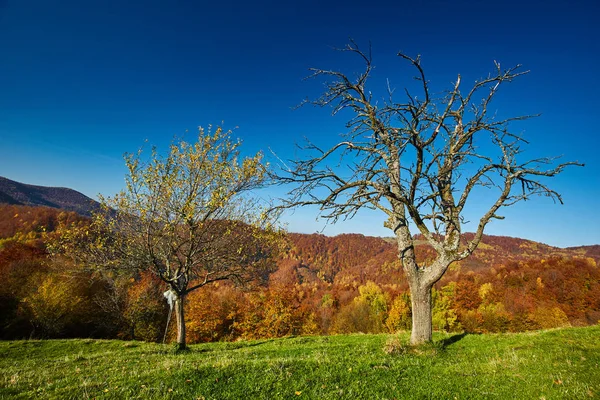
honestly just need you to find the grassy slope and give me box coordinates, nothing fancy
[1,326,599,399]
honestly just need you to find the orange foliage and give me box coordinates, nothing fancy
[186,284,242,342]
[1,204,599,341]
[124,271,168,342]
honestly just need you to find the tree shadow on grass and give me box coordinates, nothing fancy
[439,332,467,348]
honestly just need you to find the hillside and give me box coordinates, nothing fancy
[567,244,600,259]
[1,203,599,342]
[284,231,600,282]
[0,176,100,216]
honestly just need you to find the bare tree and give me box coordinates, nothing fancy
[276,42,582,344]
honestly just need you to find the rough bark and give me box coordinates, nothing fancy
[394,221,435,344]
[409,281,433,344]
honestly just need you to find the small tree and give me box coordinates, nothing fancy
[58,127,281,348]
[278,42,582,344]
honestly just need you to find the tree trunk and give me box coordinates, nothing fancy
[409,281,433,345]
[393,222,435,345]
[174,294,187,350]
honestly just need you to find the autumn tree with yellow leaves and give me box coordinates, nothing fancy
[56,127,281,349]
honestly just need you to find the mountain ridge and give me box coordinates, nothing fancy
[0,176,100,217]
[0,177,597,251]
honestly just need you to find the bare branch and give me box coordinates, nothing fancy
[274,44,582,295]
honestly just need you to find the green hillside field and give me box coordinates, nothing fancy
[1,325,599,399]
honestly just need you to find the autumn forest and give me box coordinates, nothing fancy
[1,204,598,343]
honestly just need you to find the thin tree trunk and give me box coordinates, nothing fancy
[175,294,186,350]
[409,282,433,345]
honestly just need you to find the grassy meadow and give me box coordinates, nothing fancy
[1,325,599,399]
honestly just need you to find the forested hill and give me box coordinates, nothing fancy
[0,203,599,341]
[0,176,100,216]
[566,244,600,259]
[285,232,600,280]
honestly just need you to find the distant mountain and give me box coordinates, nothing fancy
[0,176,101,217]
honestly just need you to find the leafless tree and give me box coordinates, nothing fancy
[276,42,582,344]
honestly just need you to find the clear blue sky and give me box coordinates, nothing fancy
[1,0,598,247]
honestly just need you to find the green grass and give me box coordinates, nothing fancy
[1,326,599,399]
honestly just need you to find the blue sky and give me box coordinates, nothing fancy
[1,0,598,247]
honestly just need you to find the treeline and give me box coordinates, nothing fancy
[1,205,599,342]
